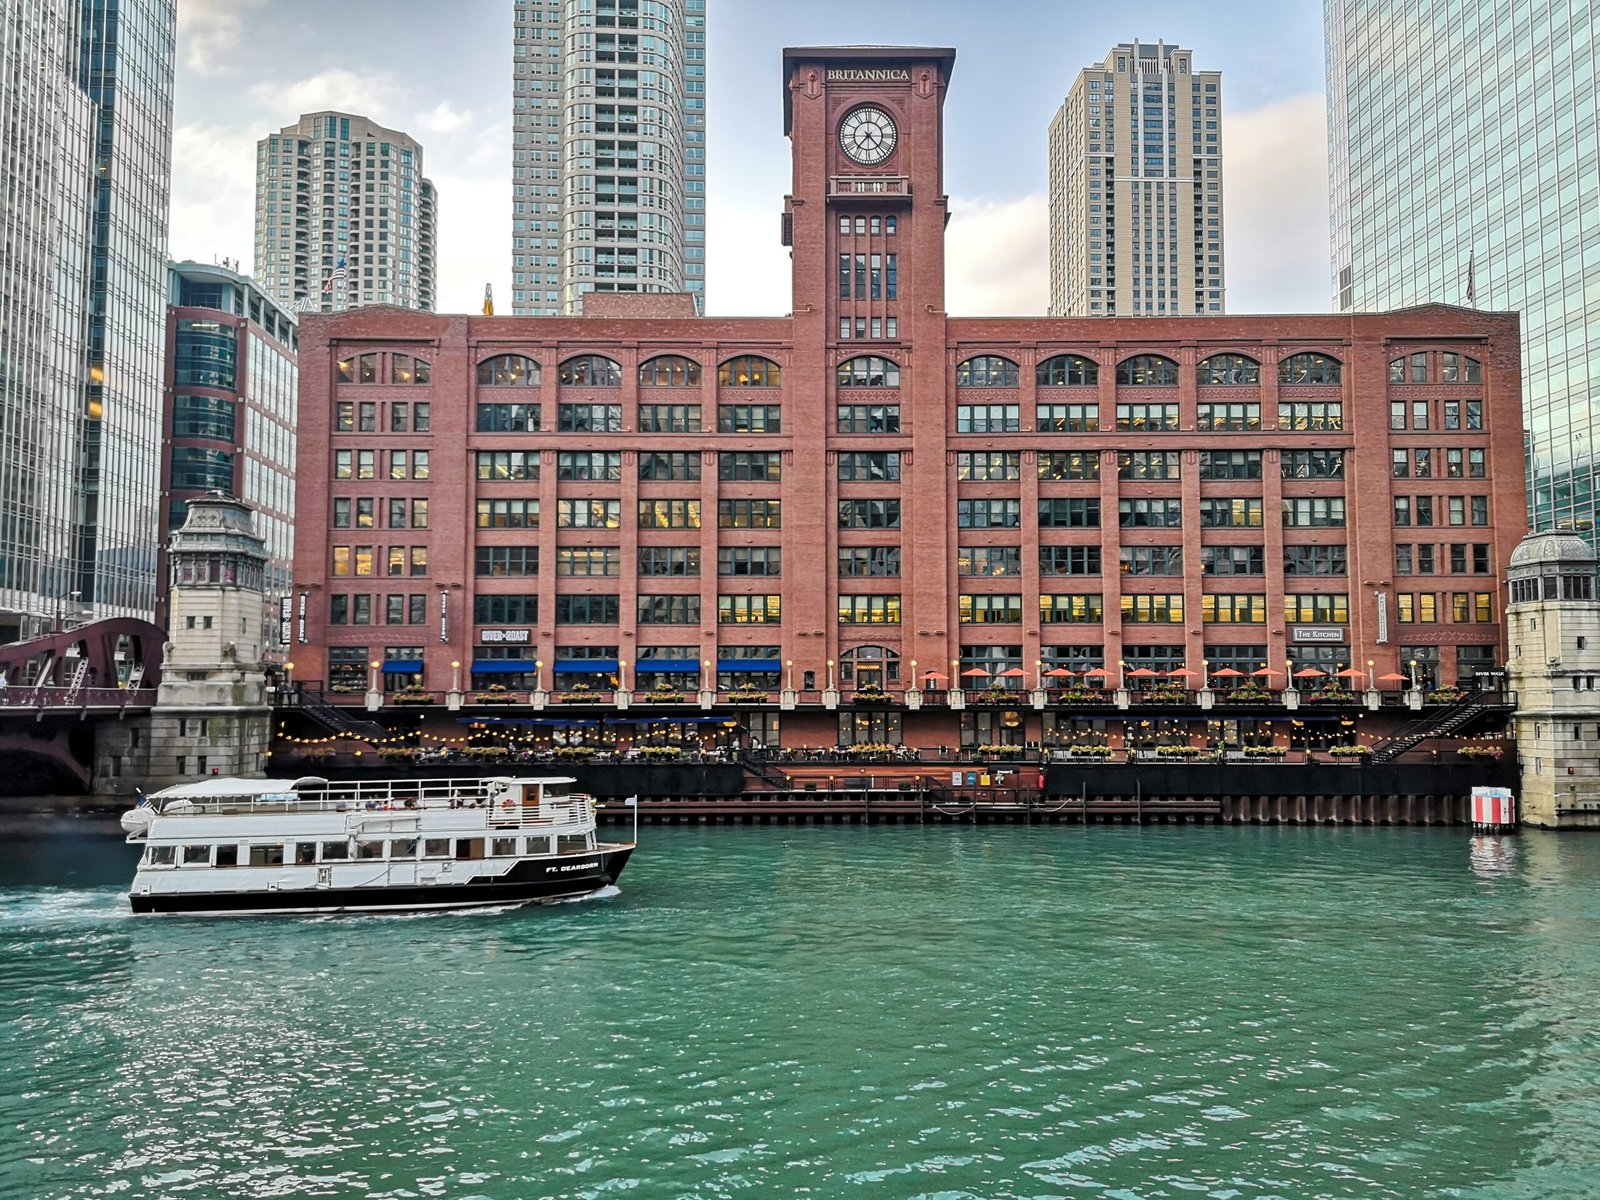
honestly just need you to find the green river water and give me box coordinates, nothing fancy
[2,821,1599,1199]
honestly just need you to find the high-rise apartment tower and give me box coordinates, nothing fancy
[253,112,437,314]
[1048,40,1224,317]
[0,0,176,638]
[1327,0,1599,537]
[510,0,703,315]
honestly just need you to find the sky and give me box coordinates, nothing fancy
[171,0,1332,317]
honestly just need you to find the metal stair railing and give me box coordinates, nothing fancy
[296,688,387,740]
[737,751,791,790]
[1369,697,1494,763]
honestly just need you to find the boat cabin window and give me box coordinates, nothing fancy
[294,843,316,865]
[544,783,568,799]
[556,834,590,854]
[423,838,451,858]
[492,837,519,857]
[182,845,211,866]
[392,838,419,858]
[249,844,285,867]
[321,841,350,861]
[455,838,484,861]
[357,841,385,860]
[214,845,238,868]
[147,845,175,867]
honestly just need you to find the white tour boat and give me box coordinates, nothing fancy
[119,775,635,916]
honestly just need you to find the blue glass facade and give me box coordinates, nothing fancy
[1328,0,1600,536]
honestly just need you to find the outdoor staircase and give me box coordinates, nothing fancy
[295,689,386,741]
[1368,697,1498,763]
[738,752,791,791]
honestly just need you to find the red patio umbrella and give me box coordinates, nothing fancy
[1251,667,1282,677]
[1126,667,1159,677]
[1376,672,1409,683]
[922,670,949,681]
[1167,668,1198,677]
[960,667,991,678]
[1334,668,1367,680]
[1292,667,1326,679]
[1082,667,1114,677]
[1211,667,1245,678]
[999,667,1029,678]
[1044,667,1075,678]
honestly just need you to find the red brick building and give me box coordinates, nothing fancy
[289,47,1524,758]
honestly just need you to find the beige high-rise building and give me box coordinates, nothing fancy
[1048,40,1224,317]
[253,111,437,314]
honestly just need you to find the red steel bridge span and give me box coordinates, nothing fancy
[0,620,163,792]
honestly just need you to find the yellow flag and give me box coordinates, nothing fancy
[482,284,494,316]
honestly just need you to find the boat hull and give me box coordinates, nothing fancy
[128,846,633,916]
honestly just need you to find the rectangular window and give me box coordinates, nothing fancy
[1202,546,1266,575]
[474,546,539,576]
[1471,495,1489,525]
[1199,450,1262,480]
[836,405,900,433]
[1201,594,1267,623]
[1116,403,1179,431]
[1198,498,1263,528]
[1282,545,1348,576]
[1120,594,1184,623]
[557,452,623,480]
[474,594,539,623]
[638,404,701,433]
[1037,451,1100,480]
[1284,594,1349,623]
[1277,402,1343,430]
[1118,451,1181,480]
[958,594,1024,623]
[958,546,1023,576]
[637,595,701,624]
[638,452,702,481]
[957,499,1023,528]
[476,451,539,481]
[1195,403,1260,431]
[720,452,783,481]
[556,547,621,576]
[557,404,622,432]
[477,402,539,432]
[1280,450,1344,479]
[638,547,702,576]
[717,595,781,623]
[838,594,902,623]
[554,595,621,624]
[839,499,900,528]
[1281,498,1346,527]
[558,500,622,528]
[718,547,781,576]
[838,547,902,576]
[717,499,780,528]
[476,499,540,529]
[1036,403,1098,432]
[1040,594,1104,623]
[956,405,1020,433]
[1039,498,1101,527]
[1119,546,1183,575]
[639,499,703,529]
[717,405,781,433]
[952,452,1016,481]
[1119,499,1184,527]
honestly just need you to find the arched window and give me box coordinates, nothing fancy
[956,355,1020,387]
[559,355,622,387]
[1037,354,1099,386]
[1197,353,1260,385]
[837,356,901,387]
[1279,352,1343,385]
[638,355,701,387]
[391,353,431,385]
[476,354,541,386]
[718,356,781,387]
[1116,355,1180,386]
[1442,352,1481,383]
[841,644,900,684]
[1389,352,1427,383]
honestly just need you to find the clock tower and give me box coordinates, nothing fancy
[782,48,957,695]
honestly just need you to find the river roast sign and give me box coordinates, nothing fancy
[480,628,532,644]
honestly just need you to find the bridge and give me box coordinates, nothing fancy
[0,620,164,792]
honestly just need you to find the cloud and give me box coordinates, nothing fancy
[176,0,264,77]
[414,102,473,136]
[1222,93,1331,313]
[166,121,260,269]
[946,194,1050,316]
[247,68,405,123]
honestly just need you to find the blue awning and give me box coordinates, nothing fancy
[553,659,619,674]
[635,658,700,672]
[471,659,537,674]
[717,658,781,672]
[382,660,423,673]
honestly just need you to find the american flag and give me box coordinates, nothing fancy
[322,257,348,295]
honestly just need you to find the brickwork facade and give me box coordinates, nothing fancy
[290,47,1525,750]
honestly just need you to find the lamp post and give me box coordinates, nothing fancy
[1409,658,1421,690]
[702,658,712,691]
[1367,659,1376,691]
[535,659,544,692]
[785,659,794,690]
[53,589,81,633]
[284,661,295,688]
[368,660,380,691]
[826,659,835,690]
[909,659,917,692]
[451,660,461,691]
[619,658,629,691]
[1200,658,1209,690]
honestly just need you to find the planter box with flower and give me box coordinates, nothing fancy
[850,685,893,705]
[1136,744,1209,759]
[1053,686,1109,704]
[556,682,609,704]
[973,686,1021,706]
[637,745,684,760]
[1307,687,1354,704]
[380,746,424,763]
[726,684,769,704]
[392,685,437,705]
[844,742,899,758]
[972,743,1024,759]
[1239,745,1287,759]
[642,684,686,704]
[1328,745,1372,759]
[1137,685,1188,703]
[552,745,594,761]
[464,745,510,761]
[1426,687,1469,704]
[476,684,519,705]
[1061,745,1113,758]
[1218,684,1274,703]
[1458,745,1504,761]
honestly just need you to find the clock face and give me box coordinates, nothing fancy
[839,106,898,166]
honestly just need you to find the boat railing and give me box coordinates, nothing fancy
[157,777,595,829]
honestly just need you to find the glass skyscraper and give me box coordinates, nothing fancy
[0,0,175,638]
[1327,0,1600,534]
[510,0,703,315]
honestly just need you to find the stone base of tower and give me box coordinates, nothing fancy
[1517,780,1600,830]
